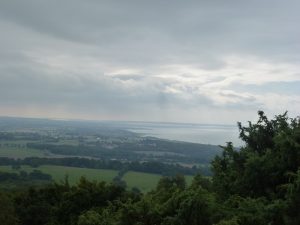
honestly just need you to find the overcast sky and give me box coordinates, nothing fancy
[0,0,299,124]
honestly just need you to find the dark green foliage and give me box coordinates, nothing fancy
[0,192,18,225]
[0,170,52,182]
[211,111,300,224]
[191,173,212,191]
[14,177,127,225]
[77,210,108,225]
[284,169,300,225]
[164,188,216,225]
[212,111,300,199]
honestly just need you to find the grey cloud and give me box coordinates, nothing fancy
[1,0,299,67]
[0,0,299,122]
[0,58,213,113]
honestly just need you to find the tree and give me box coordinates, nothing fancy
[284,169,300,225]
[77,210,102,225]
[0,192,18,225]
[212,111,300,199]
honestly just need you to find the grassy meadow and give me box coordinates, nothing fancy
[123,171,162,192]
[0,165,118,184]
[0,165,195,192]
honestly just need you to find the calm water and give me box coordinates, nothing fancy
[124,122,243,146]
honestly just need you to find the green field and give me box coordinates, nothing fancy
[0,165,195,192]
[0,165,118,184]
[123,171,194,192]
[123,171,162,192]
[0,147,47,158]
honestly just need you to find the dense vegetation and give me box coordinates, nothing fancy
[0,168,53,191]
[0,169,52,182]
[0,111,300,225]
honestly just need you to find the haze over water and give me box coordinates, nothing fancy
[126,122,243,146]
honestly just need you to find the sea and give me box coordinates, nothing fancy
[119,122,243,147]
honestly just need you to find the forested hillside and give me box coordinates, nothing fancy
[1,111,300,225]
